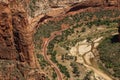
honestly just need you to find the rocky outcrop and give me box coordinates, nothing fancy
[0,2,17,60]
[12,11,36,67]
[0,1,39,79]
[29,0,86,17]
[0,1,36,68]
[28,0,120,17]
[107,0,119,6]
[67,0,120,12]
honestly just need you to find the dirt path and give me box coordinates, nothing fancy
[42,31,62,80]
[42,27,69,80]
[70,37,113,80]
[81,41,113,80]
[83,58,113,80]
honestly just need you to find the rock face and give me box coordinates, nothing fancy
[0,1,36,68]
[29,0,120,17]
[12,11,35,67]
[29,0,86,17]
[0,1,39,79]
[0,2,17,60]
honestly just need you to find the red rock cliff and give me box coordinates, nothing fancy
[0,3,17,60]
[0,1,36,68]
[12,11,36,67]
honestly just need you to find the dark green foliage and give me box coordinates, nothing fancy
[98,36,120,78]
[81,27,86,32]
[29,0,38,17]
[34,21,61,49]
[45,76,50,80]
[37,54,49,69]
[64,54,75,60]
[58,64,70,78]
[83,71,92,80]
[35,21,61,38]
[52,71,57,79]
[32,0,37,4]
[50,51,58,63]
[70,62,80,77]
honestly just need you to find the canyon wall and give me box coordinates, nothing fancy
[12,11,35,67]
[0,2,17,60]
[0,1,36,68]
[29,0,120,17]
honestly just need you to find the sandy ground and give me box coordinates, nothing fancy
[94,37,103,43]
[78,44,91,55]
[69,37,113,80]
[70,47,77,56]
[84,52,94,65]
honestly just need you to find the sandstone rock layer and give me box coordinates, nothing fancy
[0,2,17,60]
[0,1,36,68]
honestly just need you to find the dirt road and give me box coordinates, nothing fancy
[81,41,113,80]
[42,31,63,80]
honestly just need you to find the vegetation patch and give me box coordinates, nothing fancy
[98,35,120,78]
[37,54,49,69]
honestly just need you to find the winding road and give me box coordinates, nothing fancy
[42,29,68,80]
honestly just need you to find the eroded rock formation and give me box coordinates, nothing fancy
[0,1,40,79]
[0,2,17,60]
[28,0,120,17]
[12,11,36,67]
[0,1,36,68]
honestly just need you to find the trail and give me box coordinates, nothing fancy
[81,41,113,80]
[42,31,63,80]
